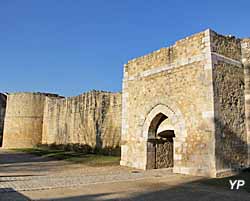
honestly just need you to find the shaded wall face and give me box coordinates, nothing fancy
[210,32,248,173]
[121,30,216,176]
[2,93,48,148]
[213,62,246,170]
[0,93,7,146]
[42,91,122,149]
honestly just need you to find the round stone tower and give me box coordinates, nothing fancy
[2,92,59,148]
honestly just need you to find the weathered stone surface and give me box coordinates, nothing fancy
[1,28,250,178]
[42,90,122,149]
[211,32,242,61]
[213,61,246,170]
[0,93,7,146]
[2,92,59,148]
[121,29,215,177]
[1,91,121,151]
[121,29,250,177]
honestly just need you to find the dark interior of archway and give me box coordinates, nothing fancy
[157,130,175,138]
[148,113,167,138]
[147,112,175,169]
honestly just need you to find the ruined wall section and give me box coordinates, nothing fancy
[2,92,59,148]
[0,93,7,146]
[42,91,122,149]
[210,31,248,174]
[121,29,217,176]
[241,38,250,166]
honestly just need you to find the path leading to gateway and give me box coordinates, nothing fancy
[0,149,249,201]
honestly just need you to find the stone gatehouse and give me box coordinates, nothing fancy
[120,29,250,177]
[0,29,250,178]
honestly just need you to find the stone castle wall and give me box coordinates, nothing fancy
[121,30,217,176]
[1,29,249,177]
[42,91,122,149]
[2,92,59,148]
[2,91,121,150]
[210,31,248,174]
[121,29,250,177]
[0,93,7,146]
[211,33,242,61]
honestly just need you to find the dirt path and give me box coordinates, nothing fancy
[0,149,249,201]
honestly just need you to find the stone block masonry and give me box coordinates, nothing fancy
[121,29,250,177]
[2,91,121,151]
[211,32,247,175]
[1,28,249,178]
[42,90,122,150]
[2,92,60,148]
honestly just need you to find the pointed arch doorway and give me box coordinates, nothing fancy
[146,112,175,169]
[142,104,186,170]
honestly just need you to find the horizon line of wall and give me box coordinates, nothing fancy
[0,90,122,150]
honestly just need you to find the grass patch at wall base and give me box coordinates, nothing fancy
[12,148,120,167]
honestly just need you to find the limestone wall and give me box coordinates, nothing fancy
[2,92,59,148]
[42,91,122,150]
[211,32,242,61]
[126,31,206,78]
[121,29,217,176]
[212,61,246,170]
[210,31,248,173]
[0,93,7,146]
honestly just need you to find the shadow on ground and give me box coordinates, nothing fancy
[1,174,250,201]
[0,169,250,201]
[0,149,120,177]
[0,151,53,164]
[0,150,58,175]
[0,188,31,201]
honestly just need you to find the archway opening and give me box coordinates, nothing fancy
[146,113,175,169]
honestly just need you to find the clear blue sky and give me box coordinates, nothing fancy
[0,0,249,96]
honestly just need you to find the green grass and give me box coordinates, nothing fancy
[12,148,120,167]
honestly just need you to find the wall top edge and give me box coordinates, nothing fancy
[125,28,249,66]
[45,90,122,101]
